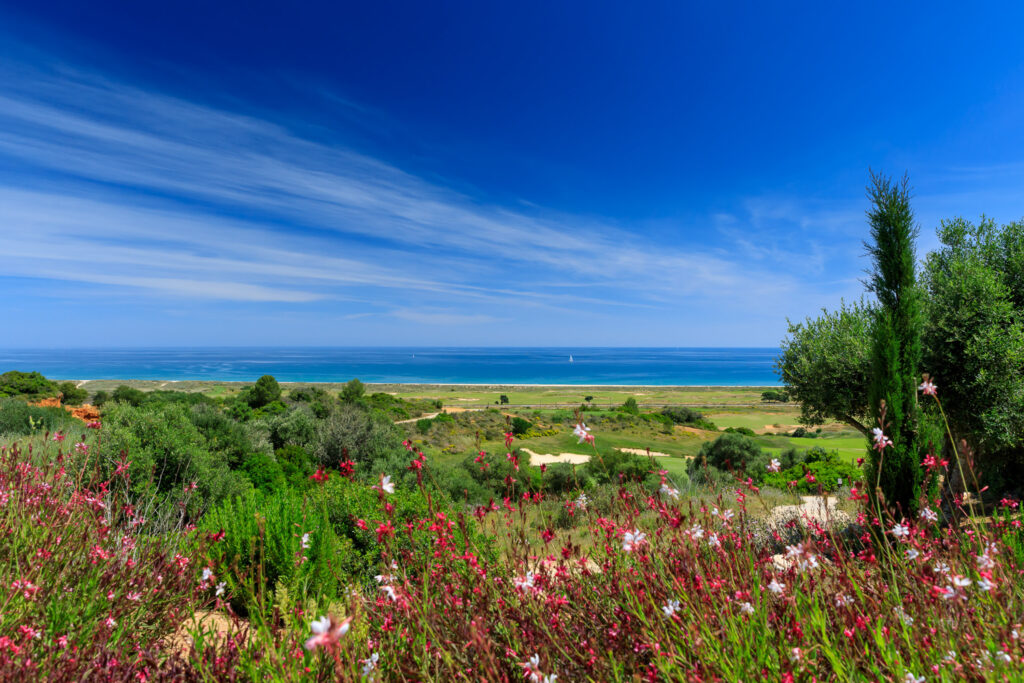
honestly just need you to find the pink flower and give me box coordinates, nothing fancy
[52,432,66,442]
[86,421,102,429]
[918,378,937,396]
[767,458,781,473]
[622,528,646,553]
[74,442,88,455]
[304,615,351,651]
[871,428,893,452]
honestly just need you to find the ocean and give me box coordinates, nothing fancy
[0,347,782,386]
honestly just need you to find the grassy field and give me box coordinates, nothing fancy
[70,379,786,407]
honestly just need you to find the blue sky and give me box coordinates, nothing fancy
[2,2,1023,347]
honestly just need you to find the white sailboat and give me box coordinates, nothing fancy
[569,354,574,363]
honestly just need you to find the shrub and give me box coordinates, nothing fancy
[415,418,433,433]
[91,389,110,407]
[510,417,532,436]
[188,403,256,468]
[340,378,366,403]
[98,402,251,522]
[247,375,282,409]
[691,432,765,475]
[242,451,286,492]
[312,404,405,472]
[275,444,317,487]
[111,385,147,407]
[499,394,510,405]
[724,426,756,437]
[619,397,640,415]
[0,370,57,398]
[264,407,316,450]
[56,381,89,405]
[0,398,79,437]
[661,406,704,424]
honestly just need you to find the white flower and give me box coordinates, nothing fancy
[572,422,591,444]
[662,599,681,619]
[835,594,854,607]
[767,458,781,473]
[575,493,590,509]
[942,650,956,663]
[789,647,801,662]
[785,543,804,558]
[310,615,331,636]
[739,601,754,615]
[361,652,379,678]
[720,509,735,524]
[767,579,785,595]
[977,553,995,570]
[374,573,396,584]
[996,650,1012,664]
[380,585,398,602]
[976,577,995,591]
[542,676,557,683]
[659,484,679,500]
[215,582,226,597]
[514,572,536,592]
[622,529,646,553]
[707,533,721,548]
[905,548,920,561]
[380,475,395,494]
[919,507,938,523]
[201,567,213,583]
[890,523,910,539]
[301,533,311,549]
[687,524,704,541]
[932,561,950,575]
[903,673,925,683]
[953,575,972,588]
[894,607,913,626]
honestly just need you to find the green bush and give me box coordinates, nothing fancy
[264,407,316,450]
[188,404,256,468]
[0,399,79,437]
[763,458,862,494]
[91,390,110,407]
[98,402,250,522]
[202,488,356,613]
[111,385,147,407]
[56,381,88,406]
[619,397,640,415]
[724,426,756,437]
[661,406,704,425]
[0,371,57,399]
[690,432,765,476]
[415,418,433,433]
[275,445,317,487]
[510,417,532,436]
[313,404,405,474]
[247,375,282,409]
[242,451,286,492]
[340,378,366,403]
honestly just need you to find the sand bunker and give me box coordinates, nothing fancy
[616,447,672,457]
[520,448,591,465]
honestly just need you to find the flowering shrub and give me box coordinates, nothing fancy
[0,442,207,679]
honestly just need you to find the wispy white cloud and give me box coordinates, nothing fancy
[0,51,856,346]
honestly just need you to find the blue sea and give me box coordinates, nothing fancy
[0,348,781,386]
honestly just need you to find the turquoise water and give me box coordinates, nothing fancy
[0,347,781,385]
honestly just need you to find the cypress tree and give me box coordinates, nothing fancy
[864,172,925,518]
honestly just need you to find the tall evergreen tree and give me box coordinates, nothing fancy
[864,172,925,517]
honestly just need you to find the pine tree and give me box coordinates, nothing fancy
[864,172,925,517]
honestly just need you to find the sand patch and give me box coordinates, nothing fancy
[520,448,590,465]
[616,447,672,458]
[166,609,248,655]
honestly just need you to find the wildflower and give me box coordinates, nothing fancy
[976,577,995,591]
[894,607,914,626]
[659,484,679,499]
[573,423,595,445]
[707,532,721,548]
[686,524,704,541]
[304,615,350,651]
[720,508,735,523]
[361,652,379,678]
[521,654,556,683]
[301,533,311,549]
[86,420,102,429]
[215,582,226,597]
[996,650,1012,664]
[514,572,537,592]
[201,567,213,583]
[942,651,956,664]
[127,591,142,601]
[310,467,330,483]
[622,529,646,553]
[662,599,681,619]
[104,616,117,629]
[953,575,972,588]
[890,523,910,539]
[767,579,785,595]
[919,507,938,523]
[918,377,937,396]
[789,647,801,662]
[905,548,920,561]
[380,474,395,495]
[977,552,995,570]
[932,561,950,575]
[74,442,88,455]
[52,432,66,442]
[739,601,754,615]
[575,493,590,509]
[767,458,781,473]
[903,673,925,683]
[872,427,893,452]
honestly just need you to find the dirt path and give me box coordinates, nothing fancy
[519,448,590,465]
